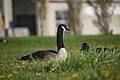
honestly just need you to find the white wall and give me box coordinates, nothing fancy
[45,2,120,36]
[45,2,68,36]
[3,0,13,36]
[81,3,120,35]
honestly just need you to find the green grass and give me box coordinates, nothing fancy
[0,35,120,80]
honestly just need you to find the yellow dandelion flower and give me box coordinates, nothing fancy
[13,65,21,69]
[112,75,120,80]
[26,60,29,62]
[107,63,110,66]
[72,73,78,78]
[36,72,41,76]
[101,69,109,78]
[65,77,72,80]
[21,61,27,64]
[0,75,5,79]
[7,73,13,78]
[12,71,19,74]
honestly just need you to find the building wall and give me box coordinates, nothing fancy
[0,0,120,37]
[110,15,120,34]
[45,2,120,36]
[81,3,120,35]
[45,2,68,36]
[13,0,36,36]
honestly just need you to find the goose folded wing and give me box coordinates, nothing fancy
[31,50,58,60]
[19,50,58,61]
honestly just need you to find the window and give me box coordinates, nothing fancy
[56,10,69,35]
[56,10,68,27]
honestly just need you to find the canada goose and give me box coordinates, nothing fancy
[80,43,89,52]
[95,47,120,53]
[0,39,8,43]
[17,24,70,61]
[95,47,110,53]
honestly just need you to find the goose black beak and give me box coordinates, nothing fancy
[66,28,70,31]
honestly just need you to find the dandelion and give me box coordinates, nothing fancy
[65,77,72,80]
[13,65,21,69]
[72,73,78,78]
[101,69,109,78]
[112,75,120,80]
[21,61,27,65]
[7,73,13,78]
[12,71,19,74]
[36,72,41,76]
[0,75,5,79]
[107,63,111,68]
[26,60,29,62]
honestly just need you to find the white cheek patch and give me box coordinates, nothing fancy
[62,26,66,31]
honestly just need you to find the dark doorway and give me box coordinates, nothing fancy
[15,15,36,35]
[12,0,36,36]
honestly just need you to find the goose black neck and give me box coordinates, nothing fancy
[57,28,64,51]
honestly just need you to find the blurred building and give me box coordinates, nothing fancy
[0,0,120,37]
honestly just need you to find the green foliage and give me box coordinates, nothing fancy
[0,36,120,80]
[66,0,82,35]
[87,0,115,35]
[31,0,47,36]
[32,0,46,19]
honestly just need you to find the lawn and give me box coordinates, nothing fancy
[0,35,120,80]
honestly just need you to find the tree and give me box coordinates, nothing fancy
[66,0,83,35]
[87,0,115,35]
[32,0,47,36]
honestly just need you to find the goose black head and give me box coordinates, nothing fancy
[58,24,70,31]
[80,43,89,52]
